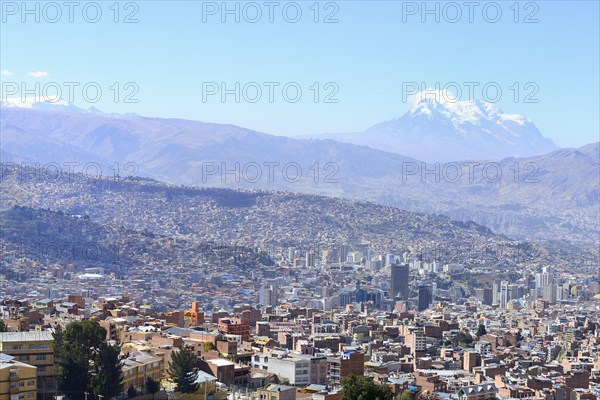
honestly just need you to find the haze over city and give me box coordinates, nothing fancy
[0,1,599,400]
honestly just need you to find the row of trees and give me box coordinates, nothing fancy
[53,320,124,400]
[53,320,160,400]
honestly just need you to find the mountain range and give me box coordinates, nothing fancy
[306,98,559,162]
[0,104,598,251]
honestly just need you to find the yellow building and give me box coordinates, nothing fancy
[0,353,37,400]
[121,351,163,393]
[0,332,55,399]
[257,384,297,400]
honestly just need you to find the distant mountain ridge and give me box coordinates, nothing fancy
[0,105,597,251]
[0,99,137,117]
[2,166,597,275]
[311,98,558,161]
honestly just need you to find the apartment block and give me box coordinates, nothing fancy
[121,351,163,393]
[0,354,37,400]
[0,332,54,399]
[328,351,365,386]
[218,318,251,341]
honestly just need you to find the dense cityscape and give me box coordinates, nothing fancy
[1,1,599,399]
[0,167,599,400]
[1,244,599,400]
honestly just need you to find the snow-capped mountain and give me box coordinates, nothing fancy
[1,99,87,113]
[313,98,558,161]
[0,106,597,248]
[0,99,136,118]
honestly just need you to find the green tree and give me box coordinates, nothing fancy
[203,341,212,353]
[53,325,64,351]
[0,319,7,332]
[54,321,106,400]
[146,377,160,399]
[341,375,394,400]
[91,340,124,398]
[476,324,487,337]
[168,346,199,393]
[398,390,413,400]
[127,385,137,398]
[457,331,474,347]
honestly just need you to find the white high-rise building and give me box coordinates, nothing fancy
[535,272,552,289]
[500,281,509,308]
[287,247,296,261]
[259,284,278,307]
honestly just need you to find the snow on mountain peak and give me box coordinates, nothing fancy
[1,97,69,109]
[0,97,87,113]
[405,89,528,128]
[0,99,137,118]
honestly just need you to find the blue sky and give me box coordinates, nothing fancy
[1,0,599,147]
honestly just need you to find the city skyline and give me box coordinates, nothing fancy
[1,0,599,399]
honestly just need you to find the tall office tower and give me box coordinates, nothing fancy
[476,288,494,305]
[492,281,501,305]
[306,251,316,268]
[390,263,410,300]
[321,249,331,264]
[557,283,568,301]
[340,244,349,263]
[288,247,296,261]
[386,254,398,267]
[259,284,278,307]
[370,259,382,271]
[417,284,433,311]
[500,281,509,308]
[542,285,557,304]
[535,271,552,289]
[508,284,522,302]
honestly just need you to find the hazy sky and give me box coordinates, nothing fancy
[1,0,599,147]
